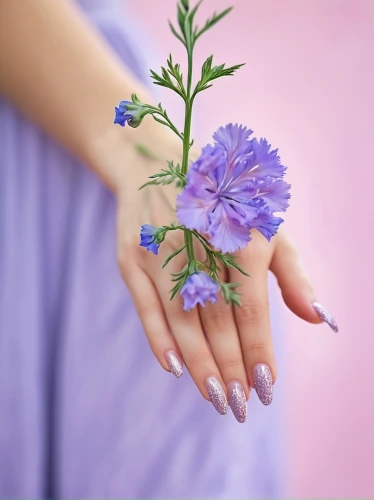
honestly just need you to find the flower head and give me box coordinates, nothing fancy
[177,124,290,253]
[114,98,152,128]
[140,225,161,255]
[181,272,220,311]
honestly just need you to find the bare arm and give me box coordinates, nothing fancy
[0,0,174,190]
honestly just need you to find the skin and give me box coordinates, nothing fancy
[0,0,324,407]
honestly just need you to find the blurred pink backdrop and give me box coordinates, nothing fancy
[129,1,374,497]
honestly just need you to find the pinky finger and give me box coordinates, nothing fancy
[122,267,184,377]
[270,232,339,332]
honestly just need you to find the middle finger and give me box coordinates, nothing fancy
[230,230,276,406]
[199,268,249,423]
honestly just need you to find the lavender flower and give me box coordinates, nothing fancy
[140,225,161,255]
[177,124,290,253]
[114,99,151,128]
[181,273,220,311]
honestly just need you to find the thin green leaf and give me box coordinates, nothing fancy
[214,253,250,277]
[152,115,169,127]
[177,2,187,35]
[170,280,184,300]
[195,7,233,40]
[220,282,242,306]
[139,180,160,190]
[168,21,186,45]
[187,0,203,27]
[227,260,250,277]
[162,246,186,269]
[135,143,158,160]
[150,68,185,98]
[193,56,244,96]
[230,293,242,307]
[170,266,188,278]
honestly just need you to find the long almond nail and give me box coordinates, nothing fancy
[206,376,228,415]
[252,364,273,405]
[165,351,183,378]
[227,381,247,423]
[312,301,338,332]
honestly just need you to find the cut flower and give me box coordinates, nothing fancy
[176,124,290,253]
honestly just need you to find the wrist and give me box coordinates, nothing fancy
[85,118,183,195]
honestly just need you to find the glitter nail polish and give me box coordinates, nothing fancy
[206,376,228,415]
[312,301,339,332]
[165,351,183,378]
[252,364,273,406]
[227,380,247,423]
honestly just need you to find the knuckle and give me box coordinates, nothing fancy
[239,300,268,324]
[245,342,268,356]
[201,303,232,332]
[235,245,272,274]
[219,356,242,372]
[117,235,140,272]
[242,234,270,259]
[189,348,212,369]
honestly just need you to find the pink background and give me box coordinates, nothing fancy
[129,1,374,497]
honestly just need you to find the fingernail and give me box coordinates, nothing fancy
[165,350,183,378]
[252,364,273,405]
[206,376,228,415]
[227,381,247,423]
[312,302,338,332]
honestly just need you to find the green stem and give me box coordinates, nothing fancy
[184,229,194,262]
[181,49,193,175]
[152,111,184,141]
[182,48,196,266]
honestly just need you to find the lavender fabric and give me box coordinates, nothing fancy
[0,1,285,498]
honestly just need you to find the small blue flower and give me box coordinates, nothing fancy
[114,101,134,127]
[114,98,152,128]
[181,272,220,311]
[140,224,160,255]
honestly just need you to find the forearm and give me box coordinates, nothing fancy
[0,0,178,191]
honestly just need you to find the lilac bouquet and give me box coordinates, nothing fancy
[115,0,290,310]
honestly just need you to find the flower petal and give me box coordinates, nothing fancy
[250,209,284,241]
[208,202,251,253]
[213,124,253,163]
[247,138,286,179]
[181,273,220,311]
[139,224,160,255]
[193,144,226,175]
[114,106,132,126]
[176,184,217,234]
[256,178,291,212]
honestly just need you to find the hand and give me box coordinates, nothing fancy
[115,136,338,423]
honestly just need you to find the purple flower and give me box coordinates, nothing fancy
[140,224,160,255]
[181,273,220,311]
[114,101,134,127]
[250,207,284,241]
[176,124,290,253]
[114,98,151,128]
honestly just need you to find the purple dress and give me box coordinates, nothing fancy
[0,1,284,498]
